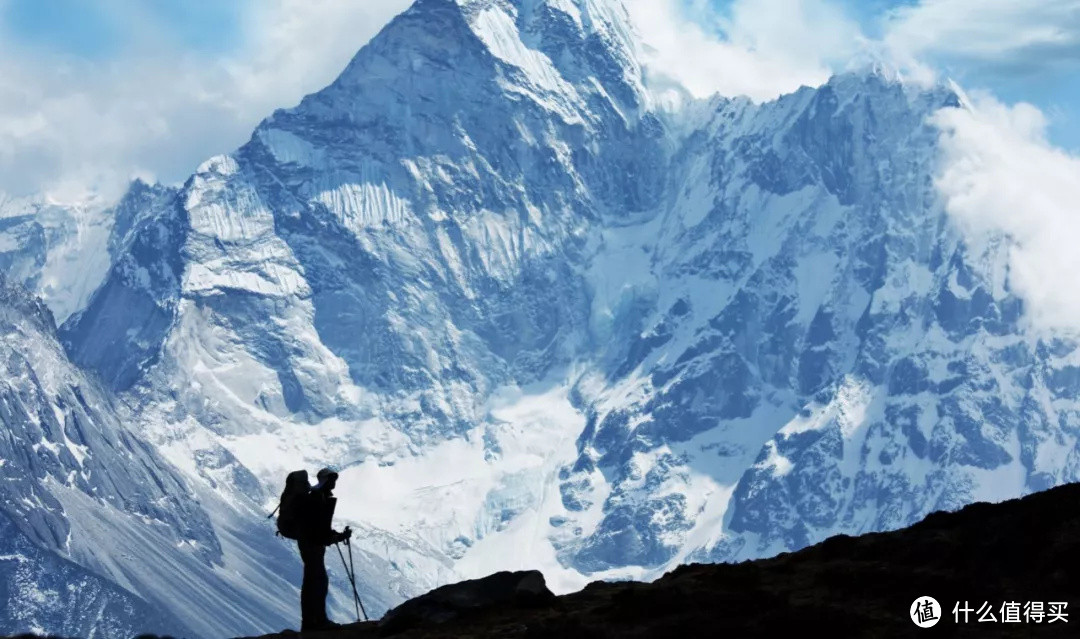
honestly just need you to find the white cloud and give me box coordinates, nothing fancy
[625,0,865,102]
[885,0,1080,66]
[932,91,1080,335]
[0,0,410,201]
[627,0,1080,103]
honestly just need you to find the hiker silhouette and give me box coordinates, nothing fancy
[297,467,351,631]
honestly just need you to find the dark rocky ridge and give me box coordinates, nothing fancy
[228,481,1079,638]
[9,479,1079,638]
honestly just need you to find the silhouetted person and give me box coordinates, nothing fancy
[297,467,351,631]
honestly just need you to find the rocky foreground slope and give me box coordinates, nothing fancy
[224,481,1077,638]
[6,479,1078,638]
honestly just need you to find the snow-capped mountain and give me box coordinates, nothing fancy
[1,0,1076,636]
[63,0,666,602]
[0,192,115,325]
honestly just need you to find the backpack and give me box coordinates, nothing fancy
[269,470,310,540]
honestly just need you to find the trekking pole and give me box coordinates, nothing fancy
[335,542,361,622]
[346,538,369,621]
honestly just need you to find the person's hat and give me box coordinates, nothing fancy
[316,467,339,483]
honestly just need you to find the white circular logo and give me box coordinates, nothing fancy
[911,596,942,628]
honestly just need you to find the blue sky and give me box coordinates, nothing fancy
[1,0,242,58]
[696,0,1080,151]
[0,0,412,197]
[0,0,1077,198]
[9,0,1071,148]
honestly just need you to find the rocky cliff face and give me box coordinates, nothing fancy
[559,71,1056,574]
[0,0,1076,636]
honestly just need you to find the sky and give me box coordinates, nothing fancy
[0,0,413,200]
[632,0,1080,146]
[0,0,1077,194]
[0,0,1078,334]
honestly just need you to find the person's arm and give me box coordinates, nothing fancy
[324,526,352,546]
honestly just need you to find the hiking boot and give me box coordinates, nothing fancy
[301,619,342,632]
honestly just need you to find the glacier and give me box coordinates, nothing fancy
[0,0,1077,636]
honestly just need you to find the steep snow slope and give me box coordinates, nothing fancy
[0,510,192,638]
[0,274,327,638]
[0,509,191,638]
[42,0,1080,631]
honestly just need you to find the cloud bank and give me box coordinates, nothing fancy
[885,0,1080,69]
[0,0,410,201]
[625,0,864,102]
[933,92,1080,336]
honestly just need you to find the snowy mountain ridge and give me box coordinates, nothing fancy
[0,192,115,325]
[2,0,1076,636]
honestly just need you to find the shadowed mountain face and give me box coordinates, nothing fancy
[1,0,1079,636]
[233,481,1080,638]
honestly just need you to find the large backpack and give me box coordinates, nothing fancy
[270,470,310,540]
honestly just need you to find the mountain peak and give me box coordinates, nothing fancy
[837,46,951,97]
[289,0,645,128]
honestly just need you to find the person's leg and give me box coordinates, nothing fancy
[298,541,323,629]
[314,544,330,623]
